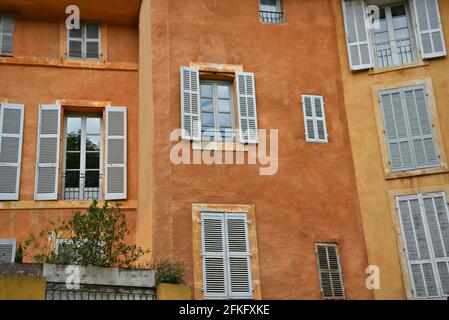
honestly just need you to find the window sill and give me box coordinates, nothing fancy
[0,56,138,71]
[368,60,429,75]
[192,141,250,152]
[385,166,449,180]
[0,200,137,210]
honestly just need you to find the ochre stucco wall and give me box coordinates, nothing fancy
[0,275,46,300]
[332,0,449,299]
[150,0,372,299]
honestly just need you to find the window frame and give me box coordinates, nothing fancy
[67,21,101,61]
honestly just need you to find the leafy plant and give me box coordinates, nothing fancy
[23,201,150,269]
[14,243,23,263]
[149,258,184,285]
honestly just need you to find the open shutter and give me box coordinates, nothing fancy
[316,243,345,299]
[0,104,24,200]
[180,67,201,141]
[105,107,127,200]
[202,212,228,299]
[236,72,259,144]
[85,23,100,59]
[34,105,61,201]
[0,239,16,263]
[413,0,447,59]
[342,0,373,71]
[0,15,14,56]
[68,26,83,59]
[226,213,253,299]
[302,95,328,143]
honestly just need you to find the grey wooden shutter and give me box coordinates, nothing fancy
[180,67,201,141]
[302,95,328,143]
[202,212,228,299]
[0,15,14,56]
[0,104,24,200]
[342,0,373,71]
[34,104,61,201]
[236,72,259,144]
[413,0,447,59]
[105,107,127,200]
[85,23,100,59]
[68,25,83,59]
[0,239,16,263]
[316,243,345,299]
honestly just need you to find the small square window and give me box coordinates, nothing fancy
[67,22,101,60]
[259,0,284,24]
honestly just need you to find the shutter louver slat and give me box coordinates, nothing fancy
[236,72,259,144]
[34,105,61,201]
[180,67,201,141]
[316,243,345,299]
[0,104,24,200]
[105,107,127,200]
[0,239,16,263]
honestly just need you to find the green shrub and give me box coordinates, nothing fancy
[150,258,184,285]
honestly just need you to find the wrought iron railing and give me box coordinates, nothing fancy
[61,172,102,201]
[259,11,285,24]
[373,36,417,68]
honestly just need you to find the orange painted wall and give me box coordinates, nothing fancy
[150,0,372,299]
[0,17,139,251]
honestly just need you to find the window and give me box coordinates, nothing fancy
[201,212,252,300]
[302,95,328,143]
[379,85,439,172]
[342,0,446,71]
[396,193,449,299]
[0,15,14,56]
[200,81,235,142]
[259,0,284,24]
[315,243,345,299]
[0,239,16,263]
[372,3,417,68]
[62,114,102,201]
[67,22,101,60]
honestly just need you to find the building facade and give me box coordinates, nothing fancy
[334,0,449,299]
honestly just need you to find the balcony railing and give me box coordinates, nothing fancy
[373,36,417,68]
[61,172,102,201]
[259,11,285,24]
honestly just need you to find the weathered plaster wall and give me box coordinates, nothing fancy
[332,0,449,299]
[151,0,372,299]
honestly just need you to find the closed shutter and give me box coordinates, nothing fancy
[302,95,328,143]
[413,0,447,59]
[0,104,24,200]
[34,105,61,201]
[202,212,228,299]
[180,67,201,141]
[105,107,127,200]
[397,194,449,299]
[68,26,83,59]
[0,239,16,263]
[0,15,14,56]
[85,23,100,59]
[316,243,346,299]
[236,72,259,144]
[342,0,373,71]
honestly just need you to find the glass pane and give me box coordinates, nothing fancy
[66,134,81,151]
[86,24,100,39]
[200,84,213,98]
[218,99,231,113]
[391,5,406,17]
[86,118,101,134]
[201,99,213,113]
[69,28,82,38]
[86,135,101,151]
[66,153,80,170]
[67,118,81,135]
[218,85,230,99]
[261,0,278,12]
[86,152,100,169]
[64,171,80,188]
[85,171,100,188]
[219,114,232,128]
[202,112,214,127]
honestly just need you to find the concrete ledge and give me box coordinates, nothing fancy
[0,263,43,276]
[157,283,192,300]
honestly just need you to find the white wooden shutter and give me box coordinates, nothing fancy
[0,15,14,56]
[413,0,447,59]
[34,104,61,201]
[302,95,328,143]
[0,104,24,200]
[316,243,346,299]
[180,67,201,141]
[85,23,101,59]
[202,212,228,299]
[236,72,259,144]
[342,0,373,71]
[0,239,16,263]
[105,107,127,200]
[226,213,253,299]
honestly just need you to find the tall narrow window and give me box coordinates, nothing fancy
[62,114,102,201]
[315,243,345,299]
[0,15,14,56]
[259,0,284,24]
[302,95,328,143]
[396,193,449,299]
[67,22,101,60]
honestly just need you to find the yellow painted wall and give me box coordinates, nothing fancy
[333,0,449,299]
[0,275,46,300]
[156,283,192,300]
